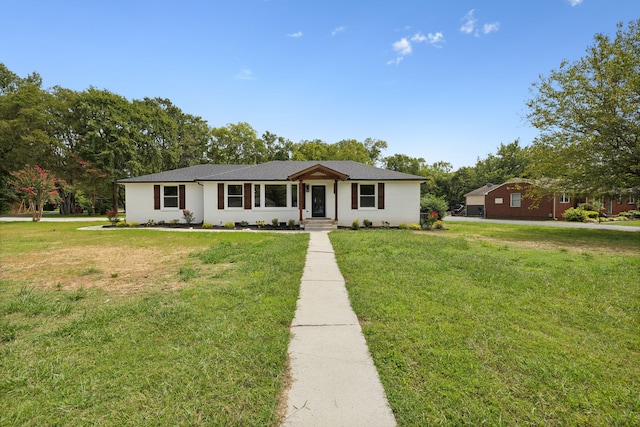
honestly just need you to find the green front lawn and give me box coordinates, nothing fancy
[0,222,308,426]
[330,225,640,426]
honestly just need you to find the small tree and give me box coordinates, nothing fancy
[10,165,62,222]
[420,194,448,218]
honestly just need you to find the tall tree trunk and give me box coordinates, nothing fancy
[112,181,119,212]
[58,191,75,215]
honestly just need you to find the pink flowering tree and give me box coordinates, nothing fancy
[10,165,62,222]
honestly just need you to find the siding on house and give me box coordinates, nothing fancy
[119,161,425,227]
[125,182,204,224]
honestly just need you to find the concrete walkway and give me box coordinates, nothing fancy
[282,231,396,427]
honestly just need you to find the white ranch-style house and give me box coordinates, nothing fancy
[119,161,425,227]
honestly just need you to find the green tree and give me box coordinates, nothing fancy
[291,139,330,160]
[261,131,293,161]
[474,140,530,186]
[363,138,388,165]
[526,19,640,196]
[328,139,371,163]
[72,87,138,210]
[382,154,426,175]
[209,122,265,164]
[0,65,57,211]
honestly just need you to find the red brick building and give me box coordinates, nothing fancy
[464,181,638,220]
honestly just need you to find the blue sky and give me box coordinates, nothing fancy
[2,0,637,169]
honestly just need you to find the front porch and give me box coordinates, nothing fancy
[289,164,349,224]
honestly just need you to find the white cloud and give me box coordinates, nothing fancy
[483,22,500,34]
[387,37,411,65]
[411,32,427,43]
[234,69,255,80]
[331,26,346,36]
[392,37,412,56]
[287,31,303,38]
[460,10,499,37]
[388,31,445,65]
[460,9,476,34]
[426,32,444,46]
[412,31,445,47]
[568,0,584,6]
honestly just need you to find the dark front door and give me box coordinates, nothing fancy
[311,186,326,217]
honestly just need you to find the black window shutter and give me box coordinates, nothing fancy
[179,185,186,210]
[378,183,385,209]
[218,183,224,209]
[351,183,358,209]
[154,185,160,210]
[244,183,252,209]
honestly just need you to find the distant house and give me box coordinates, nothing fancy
[118,161,425,227]
[464,181,638,220]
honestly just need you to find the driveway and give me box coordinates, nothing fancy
[444,216,640,232]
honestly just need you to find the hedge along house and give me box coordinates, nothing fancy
[118,160,425,227]
[465,180,639,220]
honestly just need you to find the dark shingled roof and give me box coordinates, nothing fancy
[119,161,426,183]
[118,164,252,183]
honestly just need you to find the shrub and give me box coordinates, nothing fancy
[620,210,640,219]
[256,220,266,228]
[182,209,195,225]
[420,194,448,218]
[128,221,140,227]
[168,219,179,225]
[434,220,445,230]
[399,223,409,229]
[106,209,120,225]
[579,201,601,212]
[202,222,213,229]
[287,219,296,229]
[409,223,421,230]
[562,207,588,222]
[272,218,279,227]
[116,221,128,227]
[224,222,235,229]
[363,219,372,228]
[239,220,249,227]
[583,210,600,219]
[352,219,360,229]
[157,220,166,226]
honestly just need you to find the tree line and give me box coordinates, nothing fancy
[1,62,531,214]
[2,19,638,215]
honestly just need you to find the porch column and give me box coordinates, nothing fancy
[334,180,338,220]
[299,180,304,222]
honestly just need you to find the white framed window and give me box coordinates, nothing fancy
[291,184,298,208]
[629,195,637,204]
[494,197,503,204]
[360,184,376,208]
[560,193,570,203]
[227,184,243,208]
[510,193,521,208]
[163,186,178,208]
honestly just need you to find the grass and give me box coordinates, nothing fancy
[611,219,640,227]
[0,222,308,426]
[330,224,640,426]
